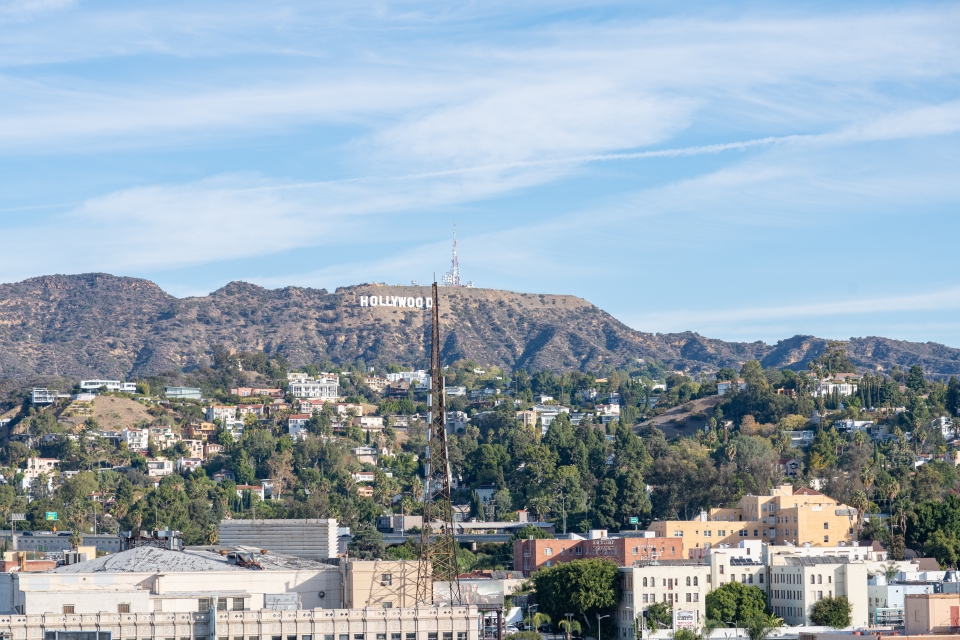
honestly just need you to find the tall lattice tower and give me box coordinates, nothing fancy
[441,224,462,287]
[415,282,462,605]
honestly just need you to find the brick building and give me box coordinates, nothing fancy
[514,534,684,575]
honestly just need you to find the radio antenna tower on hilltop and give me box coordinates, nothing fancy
[441,224,473,287]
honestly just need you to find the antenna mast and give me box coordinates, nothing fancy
[415,282,461,605]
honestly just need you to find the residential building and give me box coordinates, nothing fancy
[185,422,217,442]
[237,404,266,419]
[354,415,384,431]
[79,379,137,393]
[446,385,467,396]
[868,575,936,625]
[649,484,859,549]
[288,414,310,439]
[717,380,747,395]
[514,534,684,575]
[288,375,339,400]
[176,457,203,472]
[164,386,202,400]
[785,430,816,448]
[204,443,225,458]
[30,388,59,405]
[615,560,712,634]
[236,484,265,500]
[766,540,887,563]
[149,426,177,448]
[813,381,858,397]
[229,387,282,397]
[22,457,59,482]
[353,471,376,483]
[768,555,868,627]
[287,372,311,383]
[385,380,412,398]
[363,375,390,392]
[386,370,431,387]
[516,410,538,429]
[205,405,237,423]
[352,446,380,465]
[211,469,236,483]
[445,411,468,434]
[834,419,875,432]
[146,459,173,477]
[181,439,204,459]
[120,427,149,452]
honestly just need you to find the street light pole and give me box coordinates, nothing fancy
[597,614,610,640]
[725,621,739,640]
[565,613,574,640]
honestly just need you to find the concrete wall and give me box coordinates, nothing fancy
[0,606,480,640]
[342,560,419,609]
[218,520,338,560]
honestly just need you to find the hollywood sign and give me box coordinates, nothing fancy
[360,295,433,309]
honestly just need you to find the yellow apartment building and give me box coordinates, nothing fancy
[649,484,858,551]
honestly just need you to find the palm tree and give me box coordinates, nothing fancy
[525,612,552,632]
[851,490,869,533]
[744,614,782,640]
[559,618,582,640]
[882,562,900,584]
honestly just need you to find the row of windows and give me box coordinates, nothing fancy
[639,577,699,587]
[541,546,675,557]
[197,598,246,612]
[639,593,699,604]
[772,573,832,585]
[139,634,470,640]
[772,590,832,601]
[774,606,803,618]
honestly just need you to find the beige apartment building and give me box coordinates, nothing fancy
[649,485,858,550]
[768,555,868,627]
[341,559,420,609]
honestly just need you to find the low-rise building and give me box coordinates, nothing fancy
[120,427,149,452]
[30,389,59,405]
[237,404,266,419]
[615,560,712,634]
[363,376,390,392]
[768,555,868,627]
[289,375,339,400]
[649,484,858,550]
[185,422,217,442]
[717,380,747,395]
[905,592,960,635]
[176,457,203,472]
[79,379,137,393]
[146,459,173,477]
[205,405,237,423]
[341,559,419,609]
[164,386,202,400]
[236,484,265,500]
[514,533,684,575]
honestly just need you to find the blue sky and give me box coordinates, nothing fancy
[3,1,960,347]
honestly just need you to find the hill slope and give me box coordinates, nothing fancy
[0,273,959,379]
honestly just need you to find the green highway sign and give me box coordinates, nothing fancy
[45,512,58,521]
[629,517,639,524]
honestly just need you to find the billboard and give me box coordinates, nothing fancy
[673,610,696,631]
[434,579,523,606]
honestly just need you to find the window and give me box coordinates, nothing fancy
[686,593,692,602]
[218,598,228,611]
[576,547,582,555]
[233,598,244,611]
[719,565,724,575]
[828,576,832,584]
[443,633,453,640]
[392,634,401,640]
[810,575,815,585]
[642,595,648,603]
[383,602,393,609]
[545,561,553,568]
[458,634,467,640]
[382,574,393,586]
[377,635,387,640]
[633,548,639,555]
[289,636,299,640]
[748,575,753,584]
[817,575,822,584]
[63,605,75,614]
[704,531,711,537]
[742,574,747,583]
[407,634,417,640]
[199,599,211,612]
[739,530,747,537]
[356,635,366,640]
[817,591,823,600]
[544,548,553,556]
[718,530,726,536]
[753,530,758,536]
[824,535,829,543]
[759,574,764,584]
[693,593,699,603]
[673,531,683,537]
[428,634,438,640]
[693,577,698,586]
[686,577,691,586]
[118,604,131,613]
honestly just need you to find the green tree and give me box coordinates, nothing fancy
[531,560,620,638]
[810,596,852,628]
[907,366,926,393]
[924,530,960,569]
[348,526,386,560]
[645,601,672,630]
[705,582,768,624]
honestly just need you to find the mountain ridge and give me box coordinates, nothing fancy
[0,273,958,379]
